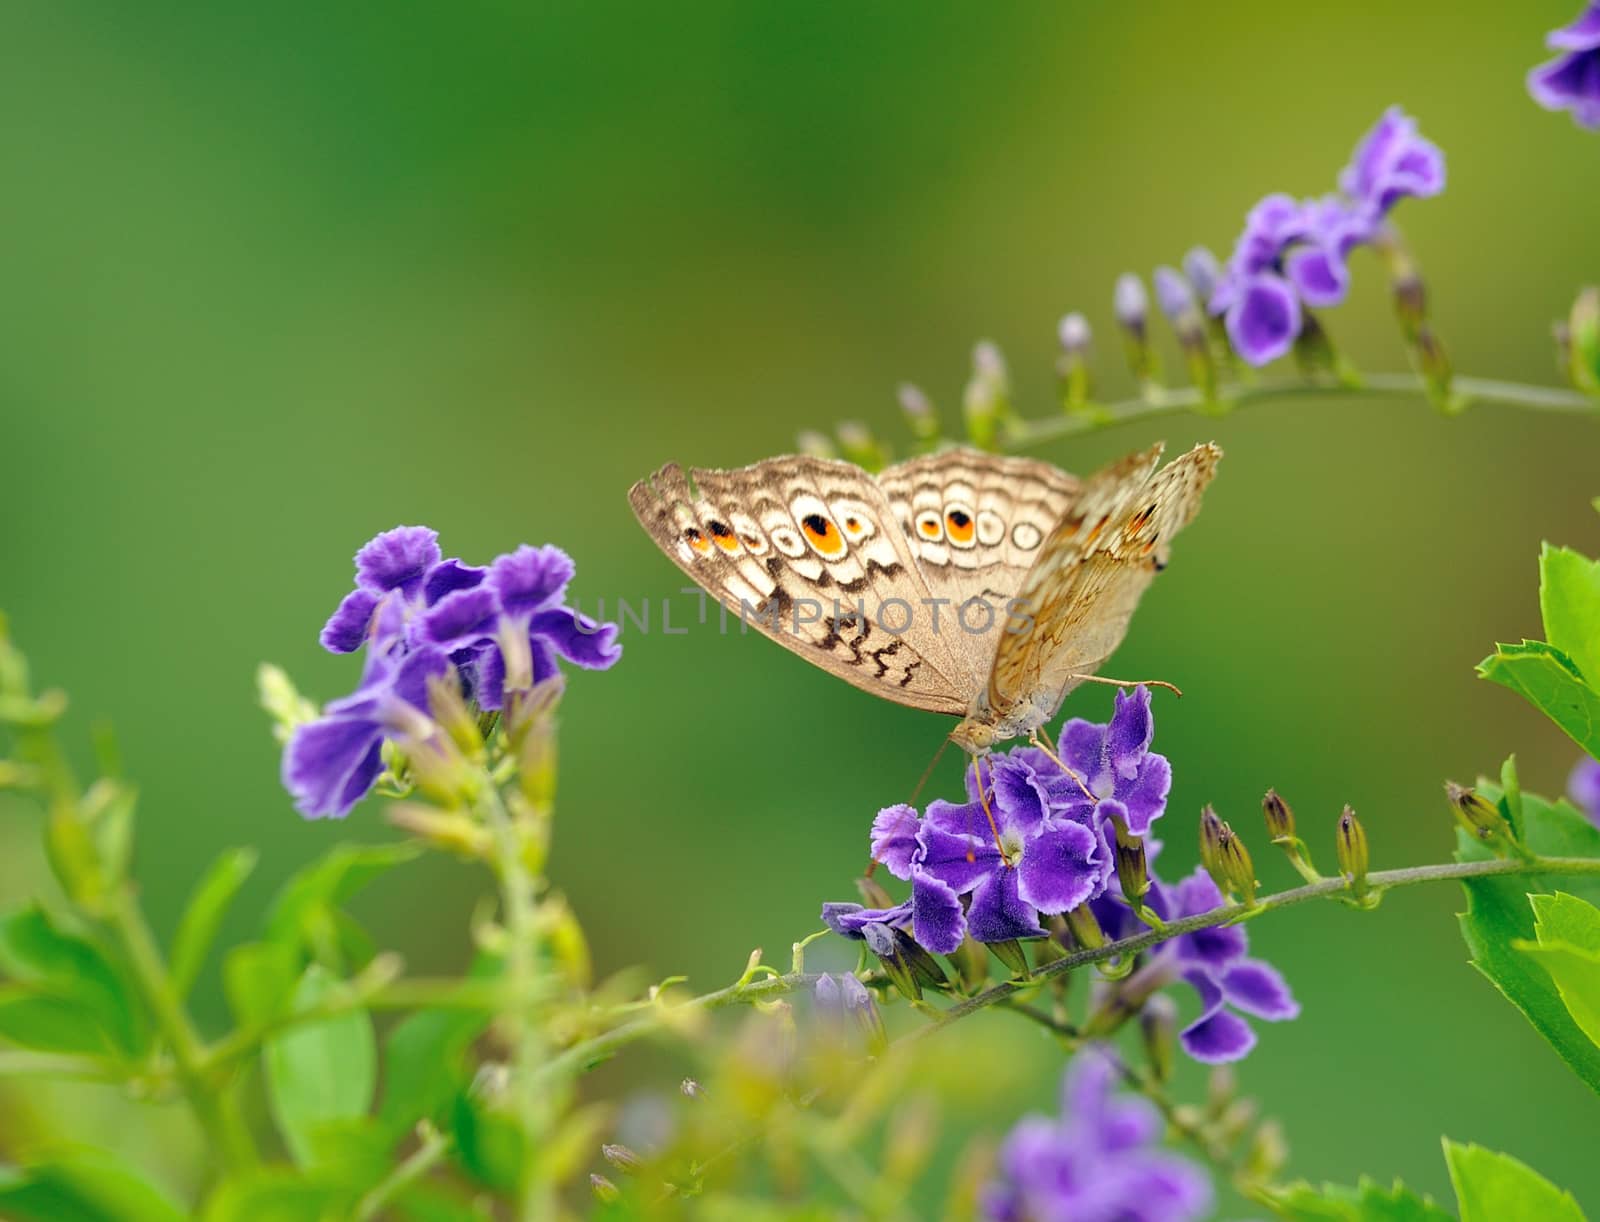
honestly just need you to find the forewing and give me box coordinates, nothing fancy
[628,455,972,714]
[876,449,1081,681]
[981,442,1222,730]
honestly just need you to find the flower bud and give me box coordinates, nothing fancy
[1115,274,1160,392]
[1063,902,1105,950]
[986,938,1032,981]
[950,933,990,993]
[1262,789,1295,841]
[1567,286,1600,396]
[797,429,837,459]
[602,1143,643,1175]
[426,671,485,762]
[1336,805,1369,894]
[962,340,1010,449]
[836,420,888,472]
[1153,266,1195,323]
[1446,781,1515,850]
[855,873,896,910]
[387,802,492,858]
[256,663,321,744]
[590,1174,620,1202]
[1056,313,1094,412]
[1199,805,1227,880]
[1217,824,1258,906]
[1245,1118,1290,1183]
[897,382,940,442]
[1110,815,1150,902]
[1181,247,1222,309]
[1140,993,1178,1084]
[842,974,887,1055]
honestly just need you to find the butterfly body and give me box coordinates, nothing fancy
[629,442,1220,754]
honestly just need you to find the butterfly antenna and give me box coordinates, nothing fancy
[864,737,954,878]
[1073,674,1183,697]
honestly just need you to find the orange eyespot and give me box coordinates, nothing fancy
[801,512,846,556]
[708,520,741,553]
[945,508,975,544]
[685,527,712,556]
[915,510,944,541]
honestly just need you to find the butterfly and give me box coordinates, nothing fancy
[628,442,1220,758]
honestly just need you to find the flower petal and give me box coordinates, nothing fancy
[966,868,1045,943]
[821,900,912,939]
[1112,752,1171,835]
[991,757,1050,837]
[355,526,441,597]
[915,822,1000,895]
[423,587,502,650]
[911,872,967,954]
[320,589,380,654]
[488,545,576,619]
[423,559,486,606]
[1225,272,1301,367]
[1549,4,1600,51]
[1284,244,1348,308]
[1105,686,1153,778]
[1221,959,1300,1021]
[870,804,921,879]
[282,716,383,819]
[1179,1008,1256,1063]
[529,607,622,669]
[1016,822,1100,915]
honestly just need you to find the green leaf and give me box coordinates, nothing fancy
[0,905,145,1054]
[1443,1139,1585,1222]
[1499,755,1524,842]
[1541,543,1600,684]
[450,1085,528,1193]
[0,1148,188,1222]
[1268,1177,1454,1220]
[1456,790,1600,1094]
[376,1006,489,1144]
[262,965,377,1167]
[169,847,257,1000]
[0,990,117,1055]
[263,842,418,969]
[1477,640,1600,759]
[201,1169,358,1222]
[1517,891,1600,1049]
[222,941,298,1028]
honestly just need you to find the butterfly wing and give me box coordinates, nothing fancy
[978,441,1222,735]
[628,455,974,715]
[876,449,1082,682]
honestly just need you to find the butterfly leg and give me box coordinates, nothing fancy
[973,754,1013,865]
[1027,731,1097,803]
[1069,674,1183,697]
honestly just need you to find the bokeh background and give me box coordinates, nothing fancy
[4,0,1600,1211]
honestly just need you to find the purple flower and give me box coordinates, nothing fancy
[283,527,620,818]
[1208,109,1444,366]
[1152,266,1195,322]
[1529,3,1600,129]
[1181,247,1222,306]
[981,1047,1212,1222]
[826,688,1171,956]
[813,973,886,1050]
[423,545,620,711]
[1114,274,1149,330]
[1568,757,1600,827]
[1092,866,1299,1063]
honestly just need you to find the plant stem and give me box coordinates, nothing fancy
[354,1126,454,1222]
[542,853,1600,1076]
[1002,372,1594,452]
[105,886,257,1172]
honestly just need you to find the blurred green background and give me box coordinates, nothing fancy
[4,0,1600,1210]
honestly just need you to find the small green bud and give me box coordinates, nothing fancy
[855,873,896,910]
[1218,825,1257,906]
[1114,274,1160,391]
[1335,805,1370,896]
[1057,313,1093,412]
[950,933,991,993]
[1110,816,1150,903]
[602,1143,643,1175]
[962,340,1010,449]
[1244,1119,1290,1184]
[1568,287,1600,395]
[897,383,940,442]
[1063,902,1105,950]
[590,1174,620,1202]
[986,938,1032,980]
[1446,781,1516,851]
[1198,805,1227,881]
[1262,789,1294,841]
[256,663,320,744]
[1140,994,1178,1084]
[425,671,485,762]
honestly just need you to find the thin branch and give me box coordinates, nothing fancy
[999,372,1593,453]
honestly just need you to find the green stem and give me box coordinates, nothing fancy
[354,1126,453,1222]
[105,887,257,1172]
[1001,372,1594,452]
[542,853,1600,1075]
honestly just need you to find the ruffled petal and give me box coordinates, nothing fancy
[990,756,1050,838]
[915,822,1001,895]
[355,526,441,597]
[488,545,575,619]
[528,606,622,669]
[1113,752,1171,835]
[966,868,1045,943]
[1225,272,1301,367]
[422,587,502,649]
[1284,243,1348,308]
[1221,959,1300,1021]
[320,589,380,654]
[870,804,921,879]
[911,872,966,954]
[1180,1008,1256,1063]
[282,716,383,819]
[423,559,486,606]
[820,900,912,939]
[1104,687,1153,778]
[1016,822,1100,914]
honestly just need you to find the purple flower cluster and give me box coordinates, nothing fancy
[981,1048,1211,1222]
[822,688,1170,954]
[1092,865,1299,1063]
[1529,3,1600,129]
[283,526,620,819]
[1204,108,1444,366]
[1568,757,1600,828]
